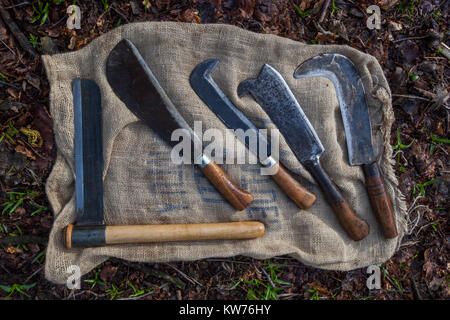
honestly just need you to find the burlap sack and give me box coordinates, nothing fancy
[41,22,407,284]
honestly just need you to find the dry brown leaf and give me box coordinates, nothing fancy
[239,0,255,19]
[376,0,400,10]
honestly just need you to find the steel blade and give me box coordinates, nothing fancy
[294,53,374,165]
[106,39,200,149]
[189,59,271,160]
[238,64,324,164]
[72,78,104,226]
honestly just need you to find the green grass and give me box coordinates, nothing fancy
[29,34,41,48]
[392,128,415,150]
[233,263,291,300]
[106,284,124,300]
[126,281,154,298]
[1,191,38,215]
[8,225,28,251]
[307,288,320,300]
[31,249,46,264]
[330,0,341,17]
[31,1,50,26]
[100,0,109,11]
[430,133,450,144]
[0,122,19,144]
[413,178,438,196]
[83,269,105,289]
[397,0,417,16]
[0,283,36,299]
[408,72,419,81]
[293,4,311,18]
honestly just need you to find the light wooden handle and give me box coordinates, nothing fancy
[363,162,398,239]
[63,222,265,248]
[199,160,254,210]
[106,222,264,244]
[270,162,316,209]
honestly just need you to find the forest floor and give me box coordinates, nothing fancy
[0,0,448,300]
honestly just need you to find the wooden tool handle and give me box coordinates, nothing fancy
[270,162,316,209]
[63,222,265,248]
[198,158,254,210]
[363,162,398,239]
[304,159,370,241]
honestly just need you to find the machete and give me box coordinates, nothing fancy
[106,39,253,211]
[63,78,265,249]
[294,53,398,238]
[238,64,370,241]
[190,59,316,210]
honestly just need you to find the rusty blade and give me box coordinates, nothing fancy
[294,53,374,166]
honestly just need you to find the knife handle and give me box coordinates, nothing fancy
[63,221,265,248]
[198,156,254,210]
[363,162,398,239]
[303,159,370,241]
[267,160,316,209]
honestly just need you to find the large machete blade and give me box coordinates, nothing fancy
[106,39,200,150]
[189,59,271,159]
[294,53,374,166]
[106,39,254,211]
[72,78,104,226]
[238,64,324,164]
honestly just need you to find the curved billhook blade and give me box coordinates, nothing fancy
[294,53,374,166]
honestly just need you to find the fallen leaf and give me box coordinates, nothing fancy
[376,0,400,10]
[239,0,255,19]
[14,144,35,160]
[25,73,40,91]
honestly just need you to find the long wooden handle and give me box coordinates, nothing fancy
[303,159,370,241]
[270,162,316,209]
[363,162,398,239]
[198,159,254,210]
[63,222,265,248]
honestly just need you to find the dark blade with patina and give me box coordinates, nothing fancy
[294,53,374,166]
[238,64,370,240]
[106,39,200,150]
[106,39,254,211]
[238,64,324,164]
[189,59,271,159]
[72,78,104,226]
[294,53,398,238]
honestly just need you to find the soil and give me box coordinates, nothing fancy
[0,0,448,300]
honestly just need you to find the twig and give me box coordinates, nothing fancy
[391,93,431,102]
[314,21,334,37]
[118,290,155,300]
[2,1,29,9]
[411,278,423,300]
[0,79,20,89]
[0,2,38,59]
[393,35,429,43]
[0,38,16,56]
[140,265,186,288]
[319,0,331,23]
[0,235,48,245]
[164,263,203,287]
[261,267,276,289]
[24,265,44,284]
[111,4,129,23]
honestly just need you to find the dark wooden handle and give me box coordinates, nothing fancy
[64,222,265,248]
[199,160,254,210]
[303,159,370,241]
[363,162,398,239]
[270,162,316,209]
